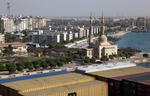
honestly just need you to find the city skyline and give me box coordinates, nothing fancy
[0,0,150,17]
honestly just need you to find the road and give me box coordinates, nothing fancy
[65,37,99,49]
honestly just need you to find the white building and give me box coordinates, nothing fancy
[97,16,118,59]
[66,31,73,41]
[32,32,60,45]
[86,15,118,59]
[78,27,85,38]
[0,34,5,43]
[73,32,79,38]
[14,18,28,32]
[1,17,15,33]
[60,32,67,42]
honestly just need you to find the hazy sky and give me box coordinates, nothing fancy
[0,0,150,17]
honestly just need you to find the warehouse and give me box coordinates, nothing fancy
[86,66,150,96]
[122,72,150,96]
[0,71,108,96]
[22,80,108,96]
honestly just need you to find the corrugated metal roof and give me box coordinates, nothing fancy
[21,80,105,96]
[87,66,150,78]
[126,74,150,82]
[0,71,70,84]
[113,72,150,80]
[142,80,150,85]
[2,73,95,94]
[77,62,136,73]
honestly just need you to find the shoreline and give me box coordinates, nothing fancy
[109,31,130,37]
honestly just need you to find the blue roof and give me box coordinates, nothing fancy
[0,71,70,84]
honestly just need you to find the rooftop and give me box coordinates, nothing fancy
[76,62,136,73]
[22,80,104,96]
[0,71,70,84]
[113,72,150,80]
[2,73,94,94]
[0,42,27,48]
[87,66,150,78]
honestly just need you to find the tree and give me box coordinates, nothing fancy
[3,45,13,56]
[84,57,91,63]
[73,54,80,59]
[46,59,57,68]
[41,60,49,69]
[5,33,21,42]
[27,47,34,53]
[109,55,114,60]
[101,56,109,61]
[65,57,72,63]
[90,57,96,63]
[16,62,24,71]
[43,49,50,55]
[6,63,16,74]
[143,54,149,58]
[0,64,6,71]
[55,59,64,67]
[33,61,41,70]
[26,62,34,71]
[59,58,67,64]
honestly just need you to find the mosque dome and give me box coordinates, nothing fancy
[100,35,108,43]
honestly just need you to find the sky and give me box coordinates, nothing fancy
[0,0,150,17]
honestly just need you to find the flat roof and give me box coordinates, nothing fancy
[0,71,70,84]
[87,66,150,78]
[2,73,95,94]
[22,80,105,96]
[113,72,150,80]
[77,62,136,73]
[126,74,150,82]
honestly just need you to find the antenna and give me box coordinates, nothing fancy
[7,0,11,17]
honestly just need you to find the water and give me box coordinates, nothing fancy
[116,32,150,52]
[139,63,150,68]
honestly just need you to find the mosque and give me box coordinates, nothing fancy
[85,15,118,59]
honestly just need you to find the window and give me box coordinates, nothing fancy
[68,92,77,96]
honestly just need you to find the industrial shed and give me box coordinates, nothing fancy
[86,66,150,96]
[0,71,108,96]
[122,72,150,96]
[21,80,108,96]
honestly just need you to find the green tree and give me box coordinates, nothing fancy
[26,62,34,71]
[41,60,49,69]
[101,56,109,61]
[84,57,91,63]
[27,47,34,53]
[3,45,13,56]
[16,62,24,71]
[0,64,6,71]
[65,57,72,63]
[59,58,67,64]
[46,59,57,68]
[90,57,96,63]
[55,59,64,67]
[33,61,41,70]
[143,54,149,58]
[6,63,16,74]
[43,49,50,55]
[5,34,21,42]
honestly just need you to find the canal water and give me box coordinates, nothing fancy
[116,32,150,68]
[139,63,150,68]
[116,32,150,52]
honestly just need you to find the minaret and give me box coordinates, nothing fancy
[89,15,94,47]
[101,16,105,35]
